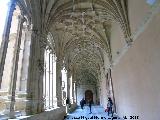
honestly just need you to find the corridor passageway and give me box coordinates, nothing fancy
[0,0,160,120]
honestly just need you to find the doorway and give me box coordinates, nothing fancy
[85,90,93,103]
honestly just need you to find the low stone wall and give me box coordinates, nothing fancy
[68,103,77,113]
[17,106,67,120]
[0,91,8,112]
[0,91,27,113]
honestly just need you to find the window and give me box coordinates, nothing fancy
[43,49,57,109]
[61,67,67,105]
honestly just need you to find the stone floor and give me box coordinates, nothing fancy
[64,105,122,120]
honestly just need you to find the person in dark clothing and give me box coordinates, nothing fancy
[80,98,85,109]
[107,97,113,116]
[66,97,69,104]
[83,99,86,104]
[66,97,71,108]
[88,99,92,114]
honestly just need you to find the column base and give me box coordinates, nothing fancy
[3,100,16,119]
[57,100,63,107]
[25,98,44,115]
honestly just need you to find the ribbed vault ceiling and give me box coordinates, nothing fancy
[19,0,131,84]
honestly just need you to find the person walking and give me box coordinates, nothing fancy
[88,99,92,114]
[66,97,71,108]
[107,97,113,116]
[80,98,85,109]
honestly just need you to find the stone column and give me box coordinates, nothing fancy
[15,24,26,92]
[72,81,75,103]
[108,68,116,113]
[25,30,38,115]
[56,59,63,107]
[73,82,76,103]
[19,25,31,91]
[25,30,45,115]
[0,1,16,88]
[51,54,54,108]
[70,75,73,104]
[6,14,24,118]
[75,83,78,104]
[52,54,57,107]
[67,73,70,99]
[65,72,70,113]
[71,68,75,104]
[37,46,45,113]
[21,26,32,115]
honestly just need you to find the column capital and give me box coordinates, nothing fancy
[24,24,32,32]
[17,14,25,22]
[25,99,44,115]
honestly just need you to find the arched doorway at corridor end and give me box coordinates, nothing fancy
[85,90,93,104]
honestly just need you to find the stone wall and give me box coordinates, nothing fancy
[68,103,77,113]
[98,1,160,120]
[17,107,66,120]
[111,4,160,120]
